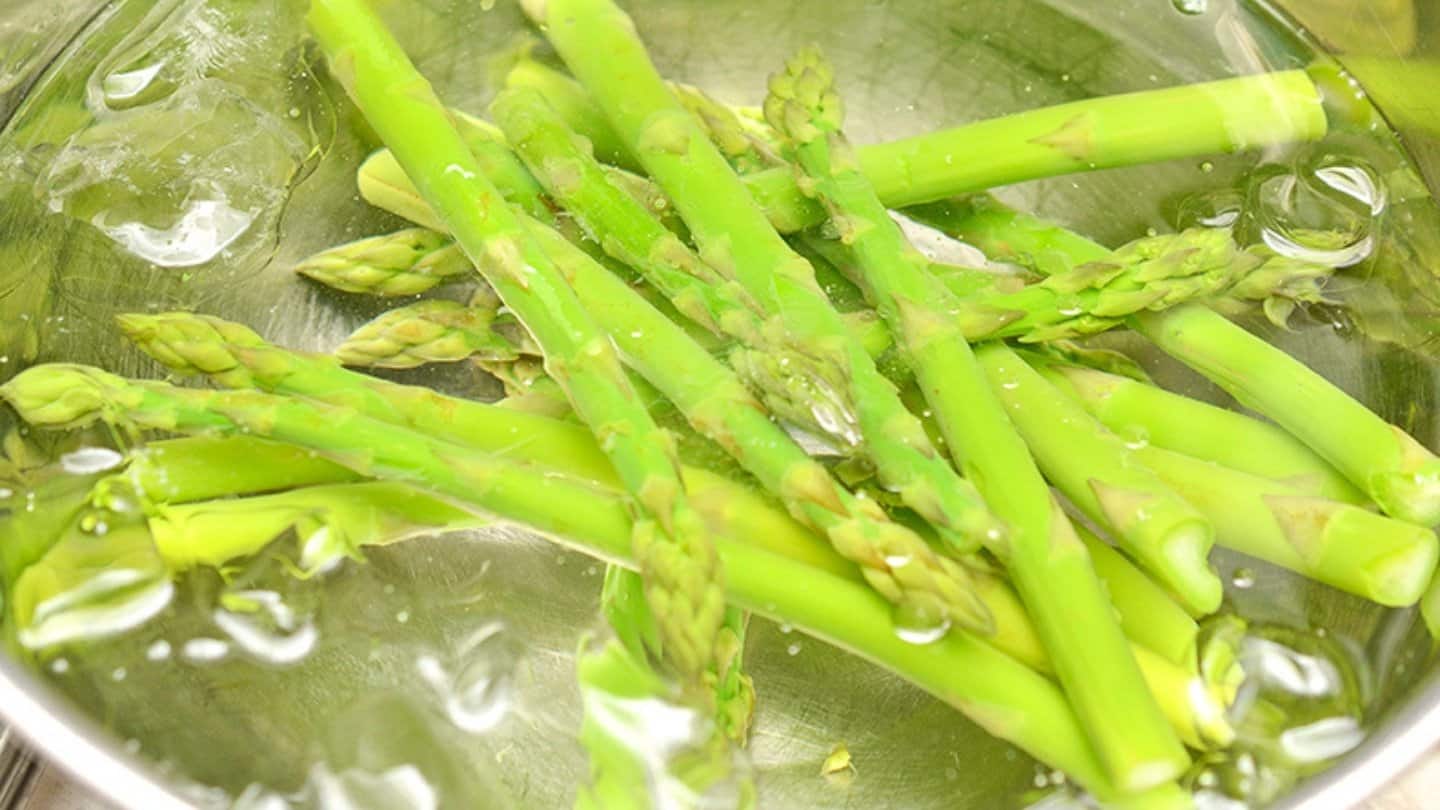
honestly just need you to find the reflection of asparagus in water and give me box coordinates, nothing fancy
[759,44,1187,790]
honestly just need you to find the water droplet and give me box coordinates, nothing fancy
[146,640,172,661]
[183,637,231,662]
[214,589,318,666]
[111,667,127,682]
[1279,717,1364,763]
[883,553,913,569]
[1200,160,1215,174]
[96,193,256,268]
[892,602,951,645]
[396,610,410,624]
[786,643,802,656]
[49,658,70,675]
[778,623,794,635]
[417,622,515,734]
[60,446,124,474]
[1232,568,1255,589]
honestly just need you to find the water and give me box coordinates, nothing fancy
[0,0,1439,808]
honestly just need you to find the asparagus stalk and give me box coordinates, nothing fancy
[974,343,1221,618]
[1135,304,1440,527]
[122,436,359,503]
[116,313,620,487]
[334,298,532,370]
[0,363,1177,805]
[532,0,1001,557]
[311,0,732,687]
[150,481,485,574]
[512,225,995,632]
[1077,528,1200,671]
[1039,363,1365,503]
[293,228,471,296]
[508,58,1326,233]
[950,199,1440,528]
[1134,444,1438,607]
[488,89,870,457]
[762,46,1187,790]
[671,82,778,173]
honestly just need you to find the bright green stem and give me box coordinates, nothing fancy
[977,343,1221,617]
[763,46,1186,789]
[309,0,727,680]
[1041,364,1365,504]
[534,0,1000,554]
[1,364,1156,805]
[1135,304,1440,527]
[122,436,360,503]
[946,198,1440,527]
[959,346,1190,789]
[348,87,997,632]
[514,223,994,633]
[511,58,1325,234]
[1135,444,1439,607]
[150,481,484,573]
[117,313,619,488]
[1077,528,1200,670]
[490,86,768,345]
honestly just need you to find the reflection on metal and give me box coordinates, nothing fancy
[0,729,37,810]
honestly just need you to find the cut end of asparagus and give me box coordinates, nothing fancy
[1364,530,1440,608]
[1158,521,1224,616]
[1089,480,1221,615]
[0,364,134,430]
[1370,435,1440,527]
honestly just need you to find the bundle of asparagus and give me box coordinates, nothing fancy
[2,0,1436,807]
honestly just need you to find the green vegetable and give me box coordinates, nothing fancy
[0,362,1176,805]
[1038,363,1365,504]
[949,198,1440,528]
[531,0,1001,556]
[976,344,1220,616]
[1134,444,1438,607]
[334,298,532,370]
[763,45,1188,791]
[508,58,1327,233]
[1136,304,1440,528]
[293,228,471,297]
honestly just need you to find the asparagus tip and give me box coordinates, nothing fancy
[0,363,128,429]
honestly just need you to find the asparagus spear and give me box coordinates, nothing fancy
[293,228,471,296]
[117,313,620,488]
[975,344,1221,616]
[1077,528,1200,671]
[1038,363,1365,503]
[951,199,1440,528]
[0,363,1179,805]
[1134,444,1438,606]
[122,435,360,503]
[334,298,533,370]
[508,57,1326,233]
[150,481,484,574]
[762,46,1187,789]
[1136,304,1440,527]
[531,0,1001,558]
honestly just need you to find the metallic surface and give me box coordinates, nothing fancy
[0,0,1438,808]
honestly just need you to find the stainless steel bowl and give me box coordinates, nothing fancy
[1,0,1438,807]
